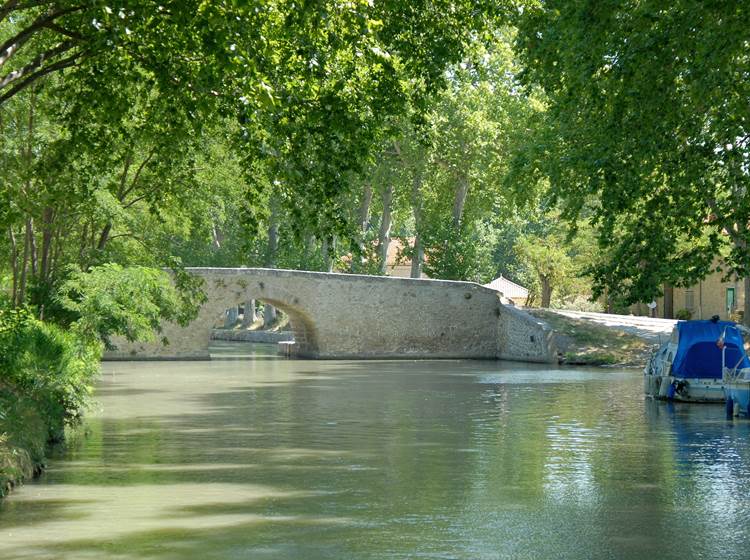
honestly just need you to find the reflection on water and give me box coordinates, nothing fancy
[2,343,750,559]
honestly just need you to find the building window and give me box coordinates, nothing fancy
[685,290,695,312]
[727,287,736,315]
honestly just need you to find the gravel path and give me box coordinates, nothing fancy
[537,309,677,344]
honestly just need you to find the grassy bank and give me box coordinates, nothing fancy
[0,385,48,498]
[0,307,99,499]
[528,309,653,367]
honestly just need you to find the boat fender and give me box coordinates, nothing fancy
[666,383,676,400]
[675,379,689,396]
[734,401,741,417]
[726,397,734,419]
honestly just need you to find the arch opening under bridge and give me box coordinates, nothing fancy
[211,294,318,356]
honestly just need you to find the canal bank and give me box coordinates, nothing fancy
[528,309,673,367]
[0,411,39,499]
[0,308,100,502]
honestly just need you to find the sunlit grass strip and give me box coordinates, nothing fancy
[528,309,652,367]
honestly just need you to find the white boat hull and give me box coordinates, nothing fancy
[644,373,725,403]
[724,380,750,416]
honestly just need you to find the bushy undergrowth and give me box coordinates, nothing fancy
[0,264,204,498]
[0,306,100,497]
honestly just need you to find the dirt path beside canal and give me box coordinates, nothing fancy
[527,309,677,368]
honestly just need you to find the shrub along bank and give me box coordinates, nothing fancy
[0,306,100,498]
[0,264,205,499]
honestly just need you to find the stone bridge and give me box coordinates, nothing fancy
[106,268,556,363]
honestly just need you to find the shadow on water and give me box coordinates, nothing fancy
[0,499,97,530]
[16,520,383,560]
[93,386,170,398]
[3,349,750,559]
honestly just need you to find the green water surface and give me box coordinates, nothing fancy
[2,342,749,559]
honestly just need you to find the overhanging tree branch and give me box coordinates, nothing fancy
[120,148,158,201]
[0,40,74,91]
[0,50,85,104]
[0,5,83,68]
[42,22,84,41]
[0,0,19,25]
[0,0,54,23]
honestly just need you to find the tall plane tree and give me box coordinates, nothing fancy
[516,0,750,322]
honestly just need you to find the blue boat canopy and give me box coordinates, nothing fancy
[672,320,750,379]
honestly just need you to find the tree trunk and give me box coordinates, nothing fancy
[28,217,37,276]
[525,290,536,308]
[377,184,394,275]
[261,195,280,325]
[321,236,335,272]
[263,303,277,328]
[353,182,373,272]
[96,152,134,254]
[77,221,89,265]
[224,306,239,328]
[9,226,18,306]
[733,222,750,326]
[663,284,674,319]
[330,236,336,272]
[39,207,53,280]
[602,287,613,313]
[50,223,63,279]
[211,221,222,249]
[302,233,315,270]
[452,174,470,229]
[266,195,279,268]
[96,222,112,252]
[359,182,373,230]
[242,300,257,327]
[18,220,30,304]
[410,171,424,278]
[321,237,329,271]
[410,235,424,279]
[540,275,552,308]
[19,88,35,298]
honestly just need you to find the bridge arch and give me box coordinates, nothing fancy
[212,292,320,357]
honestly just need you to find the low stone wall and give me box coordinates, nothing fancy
[210,329,293,343]
[105,268,557,363]
[496,304,557,363]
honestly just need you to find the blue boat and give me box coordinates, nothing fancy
[722,323,750,416]
[725,380,750,416]
[644,319,750,403]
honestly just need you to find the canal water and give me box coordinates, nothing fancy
[2,342,750,559]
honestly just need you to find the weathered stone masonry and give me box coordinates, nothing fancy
[105,268,556,363]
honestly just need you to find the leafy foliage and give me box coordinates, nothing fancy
[515,0,750,310]
[0,305,100,444]
[58,263,205,349]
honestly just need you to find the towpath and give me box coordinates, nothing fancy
[543,310,677,344]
